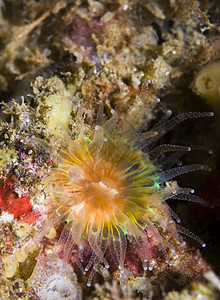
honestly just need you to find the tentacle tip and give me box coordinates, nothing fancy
[118,266,124,273]
[208,149,213,155]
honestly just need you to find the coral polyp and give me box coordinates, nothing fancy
[42,111,212,284]
[48,125,159,265]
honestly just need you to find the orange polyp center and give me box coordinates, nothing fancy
[52,135,160,242]
[80,159,127,222]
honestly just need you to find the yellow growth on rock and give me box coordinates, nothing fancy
[194,60,220,109]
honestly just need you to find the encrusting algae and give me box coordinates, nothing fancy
[0,0,219,299]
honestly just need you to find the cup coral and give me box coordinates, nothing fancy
[41,110,212,285]
[13,110,212,286]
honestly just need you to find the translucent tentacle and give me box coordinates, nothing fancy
[170,193,210,207]
[93,263,110,280]
[152,110,172,129]
[165,204,181,223]
[53,221,71,254]
[149,144,191,160]
[147,222,175,257]
[102,111,119,135]
[87,266,97,287]
[88,125,104,155]
[62,225,75,263]
[157,151,186,170]
[97,101,104,126]
[85,252,97,273]
[176,224,206,247]
[127,131,158,144]
[86,257,110,287]
[88,230,109,269]
[156,164,211,184]
[109,227,127,270]
[133,235,151,270]
[145,112,213,150]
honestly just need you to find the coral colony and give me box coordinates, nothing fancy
[13,110,212,288]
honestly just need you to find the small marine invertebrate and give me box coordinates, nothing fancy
[42,110,212,285]
[29,254,82,300]
[193,60,220,109]
[131,29,159,49]
[11,110,212,286]
[131,35,145,48]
